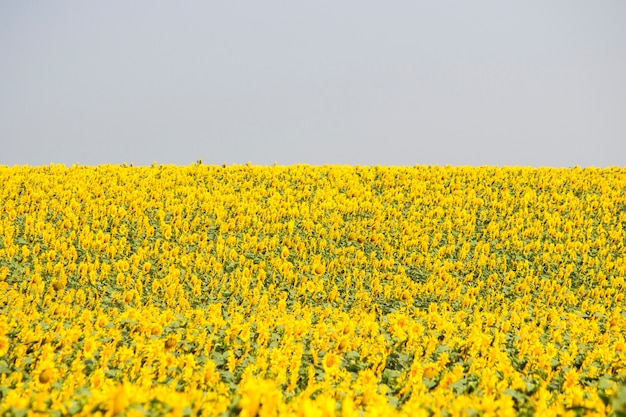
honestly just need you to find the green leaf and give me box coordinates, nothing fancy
[524,378,538,394]
[0,360,12,374]
[612,385,626,415]
[423,377,438,390]
[7,407,28,417]
[66,399,84,415]
[504,388,527,405]
[598,374,614,390]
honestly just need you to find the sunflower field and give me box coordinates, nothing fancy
[1,163,625,416]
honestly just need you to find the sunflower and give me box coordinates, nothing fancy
[36,363,58,385]
[38,368,54,384]
[0,335,9,357]
[313,263,325,276]
[109,384,130,415]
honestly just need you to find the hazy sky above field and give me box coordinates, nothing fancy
[1,2,625,167]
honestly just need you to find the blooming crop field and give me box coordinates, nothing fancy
[1,164,625,416]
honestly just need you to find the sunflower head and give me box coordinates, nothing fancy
[164,335,178,350]
[38,367,55,384]
[313,263,325,276]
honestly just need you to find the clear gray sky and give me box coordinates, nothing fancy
[1,1,625,167]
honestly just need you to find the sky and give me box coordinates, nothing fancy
[1,1,625,168]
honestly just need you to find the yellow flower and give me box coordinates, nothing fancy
[123,290,135,304]
[109,384,130,415]
[38,367,55,384]
[323,352,340,369]
[423,363,439,380]
[164,335,178,350]
[20,245,30,261]
[562,368,579,391]
[238,389,261,417]
[313,263,325,276]
[0,336,9,356]
[52,280,65,291]
[150,324,163,336]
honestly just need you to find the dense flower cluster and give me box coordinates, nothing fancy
[1,163,625,416]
